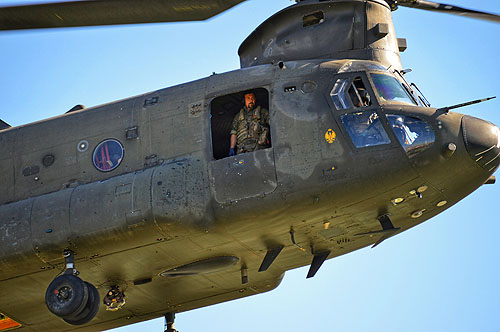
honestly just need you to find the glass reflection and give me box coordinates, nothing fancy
[341,112,390,148]
[386,114,435,156]
[371,73,416,105]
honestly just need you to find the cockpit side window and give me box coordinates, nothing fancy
[330,76,372,110]
[371,73,417,106]
[386,114,435,156]
[330,78,350,110]
[341,112,390,148]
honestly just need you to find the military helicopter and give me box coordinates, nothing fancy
[0,0,500,329]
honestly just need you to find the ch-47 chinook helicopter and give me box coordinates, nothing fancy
[0,0,499,331]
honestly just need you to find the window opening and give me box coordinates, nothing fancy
[341,112,390,148]
[330,76,372,110]
[210,88,270,160]
[348,85,362,107]
[386,114,435,156]
[303,11,324,27]
[143,96,159,107]
[371,73,417,105]
[93,139,124,172]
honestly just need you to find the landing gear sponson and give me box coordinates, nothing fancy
[45,250,100,325]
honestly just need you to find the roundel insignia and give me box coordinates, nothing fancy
[325,129,336,144]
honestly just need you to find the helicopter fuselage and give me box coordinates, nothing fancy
[0,57,497,331]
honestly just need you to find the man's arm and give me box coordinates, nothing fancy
[230,134,236,149]
[229,112,239,156]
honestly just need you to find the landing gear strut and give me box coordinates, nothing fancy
[45,250,100,325]
[164,312,178,332]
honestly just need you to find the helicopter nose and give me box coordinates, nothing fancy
[462,115,500,171]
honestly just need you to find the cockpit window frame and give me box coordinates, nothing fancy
[326,72,379,112]
[385,112,437,157]
[393,70,431,107]
[340,111,392,149]
[326,72,401,152]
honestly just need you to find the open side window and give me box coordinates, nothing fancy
[330,76,373,111]
[210,88,270,160]
[303,11,324,27]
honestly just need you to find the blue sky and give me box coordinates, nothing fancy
[1,1,499,331]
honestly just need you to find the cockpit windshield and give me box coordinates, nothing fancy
[371,73,417,106]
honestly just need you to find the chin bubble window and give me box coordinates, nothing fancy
[93,139,124,172]
[386,114,435,156]
[341,112,390,148]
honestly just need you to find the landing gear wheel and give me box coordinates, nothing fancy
[63,282,100,325]
[45,275,89,318]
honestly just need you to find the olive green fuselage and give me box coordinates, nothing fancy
[0,58,494,331]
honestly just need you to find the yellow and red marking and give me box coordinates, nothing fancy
[0,313,22,331]
[325,129,336,143]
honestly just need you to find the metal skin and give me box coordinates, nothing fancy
[0,0,499,331]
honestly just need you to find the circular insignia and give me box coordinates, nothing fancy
[325,129,336,144]
[93,139,124,172]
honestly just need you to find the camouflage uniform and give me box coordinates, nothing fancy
[230,105,270,154]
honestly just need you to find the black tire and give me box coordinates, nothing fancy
[45,275,89,318]
[63,282,100,325]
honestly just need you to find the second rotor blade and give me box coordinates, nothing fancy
[0,0,246,31]
[397,0,500,23]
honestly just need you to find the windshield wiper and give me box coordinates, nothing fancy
[410,83,431,107]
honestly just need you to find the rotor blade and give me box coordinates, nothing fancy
[0,0,246,31]
[396,0,500,23]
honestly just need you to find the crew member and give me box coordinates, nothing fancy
[229,91,270,156]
